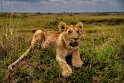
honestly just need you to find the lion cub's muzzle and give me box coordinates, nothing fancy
[69,41,78,47]
[69,38,79,47]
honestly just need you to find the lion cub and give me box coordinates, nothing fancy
[8,22,83,77]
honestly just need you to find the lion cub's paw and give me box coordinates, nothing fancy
[62,66,72,78]
[72,60,83,68]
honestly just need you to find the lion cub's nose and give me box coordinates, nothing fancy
[73,38,78,40]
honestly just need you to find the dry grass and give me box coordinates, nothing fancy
[0,12,124,83]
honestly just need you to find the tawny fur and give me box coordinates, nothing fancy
[8,22,84,77]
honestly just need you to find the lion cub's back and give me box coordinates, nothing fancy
[43,30,61,47]
[44,30,61,38]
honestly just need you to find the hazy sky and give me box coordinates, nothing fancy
[0,0,124,12]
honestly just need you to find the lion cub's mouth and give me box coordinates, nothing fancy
[69,42,78,47]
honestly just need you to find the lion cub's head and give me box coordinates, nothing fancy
[58,22,83,47]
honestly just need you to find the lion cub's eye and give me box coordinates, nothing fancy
[68,30,72,34]
[77,30,79,33]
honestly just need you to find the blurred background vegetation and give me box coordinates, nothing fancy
[0,12,124,83]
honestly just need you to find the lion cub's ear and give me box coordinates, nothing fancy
[76,22,83,31]
[58,22,67,32]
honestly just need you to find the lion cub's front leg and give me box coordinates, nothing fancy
[72,48,83,68]
[56,49,72,77]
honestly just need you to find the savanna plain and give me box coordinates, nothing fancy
[0,12,124,83]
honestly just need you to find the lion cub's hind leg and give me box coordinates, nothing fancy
[8,30,44,71]
[31,30,45,49]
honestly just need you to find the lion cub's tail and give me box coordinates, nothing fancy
[8,46,32,71]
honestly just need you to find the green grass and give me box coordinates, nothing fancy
[0,12,124,83]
